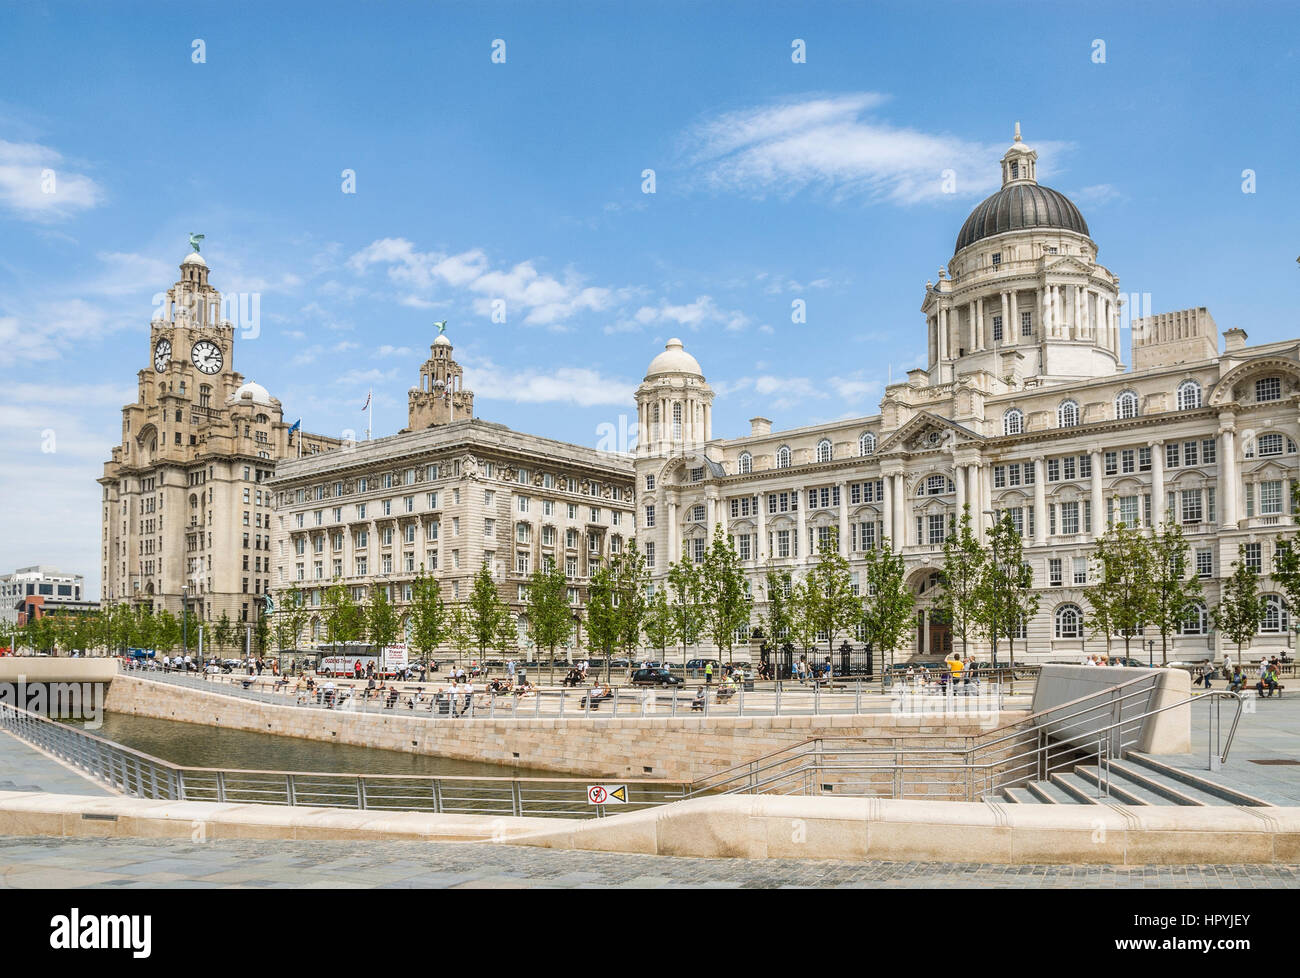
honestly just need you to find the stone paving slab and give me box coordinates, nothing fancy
[1161,692,1300,804]
[0,730,111,797]
[0,837,1296,888]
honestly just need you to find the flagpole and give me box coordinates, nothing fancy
[368,388,373,441]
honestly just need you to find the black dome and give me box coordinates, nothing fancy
[955,183,1089,253]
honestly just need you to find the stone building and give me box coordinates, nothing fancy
[98,251,340,626]
[634,127,1300,664]
[267,332,634,653]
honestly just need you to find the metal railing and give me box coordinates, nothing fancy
[687,674,1245,803]
[123,667,1007,720]
[0,701,687,818]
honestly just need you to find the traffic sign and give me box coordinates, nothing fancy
[586,784,627,805]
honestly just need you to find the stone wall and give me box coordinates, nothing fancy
[104,676,1024,782]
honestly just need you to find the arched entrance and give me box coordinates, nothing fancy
[908,569,952,659]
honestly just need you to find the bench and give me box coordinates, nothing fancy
[1255,682,1285,698]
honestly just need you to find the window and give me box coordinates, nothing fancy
[1244,543,1263,573]
[738,452,752,474]
[1003,409,1023,436]
[859,433,876,456]
[1179,601,1208,635]
[816,439,832,463]
[1260,480,1284,516]
[1258,433,1284,457]
[1256,377,1282,402]
[1261,595,1289,633]
[991,252,1002,267]
[1115,390,1139,420]
[1021,310,1033,336]
[1176,380,1202,410]
[645,475,655,491]
[1049,558,1063,587]
[645,505,655,527]
[776,446,792,469]
[672,403,683,440]
[991,314,1003,342]
[1058,400,1080,428]
[1059,501,1080,535]
[1073,557,1088,586]
[1054,604,1083,639]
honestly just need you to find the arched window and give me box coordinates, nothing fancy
[816,438,833,463]
[1176,380,1202,411]
[776,446,792,469]
[672,403,683,441]
[1260,595,1289,634]
[1054,603,1083,639]
[1057,400,1080,429]
[1003,409,1024,436]
[859,433,876,456]
[1115,390,1139,420]
[738,452,753,474]
[1178,601,1208,635]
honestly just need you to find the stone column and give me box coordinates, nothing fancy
[1073,285,1082,339]
[838,481,849,556]
[1000,291,1009,343]
[1151,441,1165,528]
[1090,450,1104,539]
[1009,290,1019,341]
[938,307,948,361]
[796,489,808,563]
[667,499,679,563]
[976,296,985,349]
[892,473,906,548]
[706,494,717,543]
[968,300,977,352]
[955,464,966,514]
[757,492,768,561]
[882,475,893,545]
[1034,457,1048,545]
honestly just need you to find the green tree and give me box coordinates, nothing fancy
[154,610,181,654]
[613,541,651,659]
[758,564,795,662]
[811,529,863,660]
[493,613,518,661]
[666,547,706,660]
[526,562,571,672]
[585,560,621,660]
[981,513,1039,671]
[273,585,310,653]
[699,526,754,665]
[1084,521,1154,659]
[446,603,472,661]
[132,606,159,653]
[367,583,401,652]
[641,587,675,659]
[859,537,914,670]
[787,573,823,657]
[407,567,447,667]
[1214,548,1263,666]
[935,505,986,660]
[322,582,364,647]
[467,563,507,661]
[1149,522,1203,665]
[213,610,236,658]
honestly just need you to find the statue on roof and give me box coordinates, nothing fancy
[434,320,447,335]
[189,232,204,253]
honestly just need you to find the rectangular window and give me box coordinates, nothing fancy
[1060,501,1079,535]
[1244,542,1262,572]
[645,505,655,527]
[1183,441,1199,467]
[1256,377,1282,402]
[1104,452,1118,476]
[1181,489,1203,524]
[1021,310,1033,336]
[1261,480,1283,516]
[1138,447,1152,472]
[1201,438,1216,464]
[776,530,790,558]
[1196,549,1213,579]
[645,541,655,568]
[1047,459,1060,482]
[992,314,1003,342]
[1049,558,1063,587]
[1062,456,1076,481]
[1121,450,1135,474]
[994,466,1006,488]
[1073,557,1088,585]
[1166,443,1180,469]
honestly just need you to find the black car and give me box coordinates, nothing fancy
[629,667,683,687]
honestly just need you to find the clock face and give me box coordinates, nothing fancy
[153,338,172,372]
[191,339,223,375]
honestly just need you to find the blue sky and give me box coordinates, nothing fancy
[2,0,1298,596]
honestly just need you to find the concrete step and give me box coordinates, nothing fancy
[1123,753,1274,807]
[1048,771,1103,804]
[1072,765,1168,806]
[1026,779,1080,804]
[1102,758,1234,806]
[1000,786,1037,804]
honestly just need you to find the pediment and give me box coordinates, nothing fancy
[877,411,984,456]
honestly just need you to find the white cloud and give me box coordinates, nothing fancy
[627,295,750,334]
[685,95,1070,205]
[0,139,103,220]
[459,354,634,407]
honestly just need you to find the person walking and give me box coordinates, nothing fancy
[704,661,713,685]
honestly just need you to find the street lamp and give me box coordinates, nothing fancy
[1147,638,1154,669]
[181,586,189,664]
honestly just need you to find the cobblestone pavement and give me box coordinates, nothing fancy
[0,837,1297,888]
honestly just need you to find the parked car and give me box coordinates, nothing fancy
[685,658,720,672]
[629,667,683,687]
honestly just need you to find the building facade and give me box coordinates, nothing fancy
[634,128,1300,663]
[268,333,635,653]
[1,566,95,625]
[98,251,340,626]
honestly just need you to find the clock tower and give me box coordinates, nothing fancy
[99,248,341,632]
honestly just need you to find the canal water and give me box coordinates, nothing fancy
[75,713,548,779]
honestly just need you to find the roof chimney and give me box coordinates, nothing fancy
[1224,327,1248,352]
[749,417,772,437]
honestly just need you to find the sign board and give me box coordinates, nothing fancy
[586,784,628,806]
[382,644,409,672]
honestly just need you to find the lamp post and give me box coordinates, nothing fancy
[1147,638,1154,669]
[181,586,189,665]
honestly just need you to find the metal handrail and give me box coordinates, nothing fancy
[691,679,1240,802]
[0,701,687,818]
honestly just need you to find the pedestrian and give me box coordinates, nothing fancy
[704,661,713,685]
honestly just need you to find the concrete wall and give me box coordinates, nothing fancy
[0,658,117,684]
[104,675,1023,782]
[1030,665,1191,754]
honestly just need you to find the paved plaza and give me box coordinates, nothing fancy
[0,836,1296,888]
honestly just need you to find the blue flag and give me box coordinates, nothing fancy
[288,418,301,433]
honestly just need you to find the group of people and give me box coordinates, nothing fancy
[1197,657,1285,697]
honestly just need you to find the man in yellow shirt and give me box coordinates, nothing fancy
[945,652,965,685]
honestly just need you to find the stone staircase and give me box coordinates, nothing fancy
[989,753,1272,807]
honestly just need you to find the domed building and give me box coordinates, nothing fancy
[636,127,1300,667]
